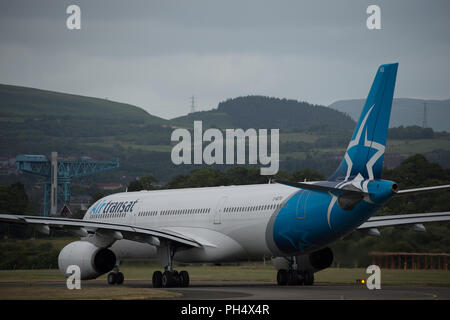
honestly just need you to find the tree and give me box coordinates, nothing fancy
[0,183,30,214]
[380,154,450,215]
[90,191,105,206]
[127,174,159,191]
[292,168,325,182]
[331,154,450,267]
[0,183,34,238]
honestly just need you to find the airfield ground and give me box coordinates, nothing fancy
[0,264,449,300]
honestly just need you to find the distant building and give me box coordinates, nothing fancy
[71,182,90,188]
[70,195,92,211]
[0,157,9,167]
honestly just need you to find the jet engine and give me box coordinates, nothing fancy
[272,247,334,273]
[307,247,334,271]
[58,241,116,280]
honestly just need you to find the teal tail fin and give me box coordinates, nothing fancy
[328,63,398,182]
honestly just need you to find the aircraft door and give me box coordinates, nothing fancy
[213,196,228,225]
[296,191,309,219]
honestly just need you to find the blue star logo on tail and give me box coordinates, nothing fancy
[339,104,385,186]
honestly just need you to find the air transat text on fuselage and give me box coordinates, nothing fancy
[91,199,138,214]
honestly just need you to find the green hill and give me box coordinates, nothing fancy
[0,84,173,161]
[0,85,449,188]
[0,84,166,124]
[328,98,450,132]
[171,96,356,131]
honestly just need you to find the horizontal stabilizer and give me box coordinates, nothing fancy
[397,184,450,196]
[274,180,369,196]
[358,212,450,229]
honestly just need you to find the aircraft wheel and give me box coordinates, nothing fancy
[277,269,288,286]
[116,272,124,285]
[304,271,314,286]
[162,271,175,288]
[288,270,299,285]
[179,270,190,287]
[107,272,117,285]
[152,271,163,288]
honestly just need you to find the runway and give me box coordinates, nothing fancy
[169,282,450,300]
[1,280,449,300]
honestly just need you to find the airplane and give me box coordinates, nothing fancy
[1,63,450,288]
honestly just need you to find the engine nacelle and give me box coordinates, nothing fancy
[272,247,334,273]
[308,247,334,271]
[58,241,116,280]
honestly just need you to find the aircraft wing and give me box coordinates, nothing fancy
[0,214,202,248]
[358,212,450,230]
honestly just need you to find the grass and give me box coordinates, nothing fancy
[279,137,450,162]
[83,142,172,152]
[279,152,308,160]
[0,264,449,286]
[316,268,450,286]
[279,132,320,143]
[2,237,78,252]
[0,265,448,300]
[386,138,450,154]
[0,285,180,300]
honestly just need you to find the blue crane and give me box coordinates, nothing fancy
[16,153,120,217]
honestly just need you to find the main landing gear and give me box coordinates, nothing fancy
[107,265,124,285]
[152,242,190,288]
[152,270,190,288]
[276,257,314,286]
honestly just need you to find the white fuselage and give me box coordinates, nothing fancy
[84,183,299,263]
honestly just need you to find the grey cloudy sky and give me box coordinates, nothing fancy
[0,0,449,119]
